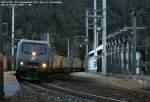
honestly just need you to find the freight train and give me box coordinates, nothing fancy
[16,39,83,80]
[16,39,51,80]
[51,54,83,73]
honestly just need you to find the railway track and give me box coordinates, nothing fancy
[61,79,150,94]
[23,81,125,102]
[43,79,150,102]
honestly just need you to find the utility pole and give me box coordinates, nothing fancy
[132,12,137,74]
[11,0,15,71]
[102,0,107,75]
[85,9,89,71]
[94,0,98,70]
[68,39,70,59]
[67,38,72,70]
[74,37,77,58]
[86,5,102,72]
[0,5,4,100]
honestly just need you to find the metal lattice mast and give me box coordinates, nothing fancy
[11,0,15,71]
[132,12,137,74]
[85,9,89,71]
[94,0,97,70]
[102,0,107,75]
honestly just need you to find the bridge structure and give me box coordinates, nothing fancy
[106,29,134,75]
[95,12,150,76]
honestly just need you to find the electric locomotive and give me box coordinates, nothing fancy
[16,39,51,80]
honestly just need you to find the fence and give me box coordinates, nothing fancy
[96,30,138,75]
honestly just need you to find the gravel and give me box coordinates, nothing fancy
[45,74,150,102]
[1,74,150,102]
[1,83,90,102]
[1,84,57,102]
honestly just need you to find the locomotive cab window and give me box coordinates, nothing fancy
[22,43,47,55]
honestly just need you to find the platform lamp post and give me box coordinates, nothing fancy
[67,38,71,70]
[65,38,72,71]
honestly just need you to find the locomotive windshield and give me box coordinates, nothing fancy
[22,43,46,55]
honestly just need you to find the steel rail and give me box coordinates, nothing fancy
[60,79,150,94]
[23,81,95,102]
[23,81,125,102]
[44,83,125,102]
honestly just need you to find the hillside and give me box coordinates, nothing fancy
[0,0,150,58]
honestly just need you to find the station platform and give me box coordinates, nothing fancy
[70,72,143,89]
[4,71,20,97]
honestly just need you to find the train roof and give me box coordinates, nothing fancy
[18,39,49,45]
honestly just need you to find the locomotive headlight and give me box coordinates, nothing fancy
[20,61,24,66]
[32,51,37,56]
[42,63,47,68]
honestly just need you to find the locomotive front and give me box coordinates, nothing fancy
[16,40,50,80]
